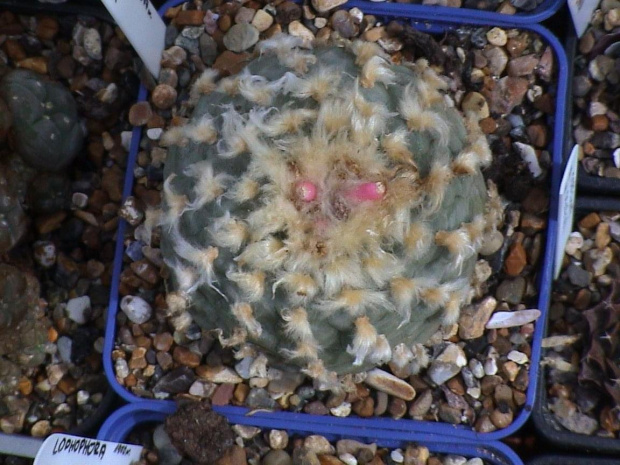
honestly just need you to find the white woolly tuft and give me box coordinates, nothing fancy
[160,126,188,147]
[189,68,219,103]
[464,215,486,251]
[404,222,432,258]
[435,227,476,272]
[347,316,378,366]
[246,197,298,242]
[390,343,414,371]
[216,327,248,347]
[250,107,317,137]
[293,67,342,103]
[424,162,453,212]
[360,55,396,88]
[363,251,404,287]
[322,257,369,297]
[184,115,218,145]
[217,106,255,159]
[231,302,262,337]
[238,70,298,106]
[166,292,188,316]
[209,214,248,253]
[281,341,320,361]
[316,289,393,317]
[485,180,504,232]
[399,84,450,147]
[381,129,416,166]
[347,83,393,141]
[390,277,438,324]
[350,40,387,66]
[281,307,315,343]
[316,99,352,135]
[451,150,480,176]
[471,134,493,168]
[235,237,288,271]
[272,273,318,304]
[217,76,241,96]
[167,259,200,294]
[227,271,265,302]
[257,34,305,55]
[142,207,161,246]
[443,291,464,325]
[162,174,188,230]
[228,177,261,204]
[169,227,219,288]
[419,282,452,310]
[183,161,233,211]
[368,334,392,365]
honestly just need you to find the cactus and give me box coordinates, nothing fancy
[160,36,495,387]
[0,165,28,254]
[580,281,620,405]
[0,69,84,172]
[0,264,49,369]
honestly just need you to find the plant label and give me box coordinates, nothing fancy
[34,433,143,465]
[568,0,601,38]
[100,0,165,77]
[554,145,580,279]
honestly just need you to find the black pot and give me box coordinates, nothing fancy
[528,456,620,465]
[532,203,620,455]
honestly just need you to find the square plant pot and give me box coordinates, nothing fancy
[97,401,524,465]
[532,205,620,455]
[103,0,569,445]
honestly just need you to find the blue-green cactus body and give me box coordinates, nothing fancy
[160,37,493,385]
[0,69,84,172]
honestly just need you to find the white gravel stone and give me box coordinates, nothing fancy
[66,296,91,324]
[120,295,153,324]
[486,27,507,46]
[507,350,529,365]
[269,430,289,450]
[486,309,541,328]
[330,402,352,417]
[340,453,357,465]
[56,336,72,363]
[390,449,404,463]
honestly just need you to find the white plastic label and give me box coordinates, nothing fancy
[100,0,166,77]
[34,434,143,465]
[568,0,600,38]
[554,145,580,279]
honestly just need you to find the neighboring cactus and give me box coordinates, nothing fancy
[580,281,620,405]
[0,69,84,172]
[0,264,49,369]
[0,165,28,254]
[160,36,495,387]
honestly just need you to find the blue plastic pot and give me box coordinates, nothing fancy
[98,401,524,465]
[103,0,569,444]
[352,0,565,26]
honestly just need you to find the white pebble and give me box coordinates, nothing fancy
[484,357,498,376]
[465,459,484,465]
[443,455,467,465]
[147,128,163,140]
[514,142,542,178]
[614,148,620,169]
[56,336,72,363]
[330,402,352,417]
[120,295,152,324]
[66,296,91,324]
[507,350,529,365]
[340,453,357,465]
[390,449,404,463]
[565,232,584,256]
[115,359,129,379]
[76,390,90,405]
[121,131,133,151]
[486,309,541,329]
[486,27,507,46]
[269,430,289,450]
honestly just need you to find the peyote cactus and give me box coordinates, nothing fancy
[0,264,49,369]
[0,165,28,254]
[160,36,496,387]
[0,69,84,172]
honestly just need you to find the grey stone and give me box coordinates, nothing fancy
[223,24,259,52]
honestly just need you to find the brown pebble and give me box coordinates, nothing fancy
[595,222,611,249]
[573,288,591,310]
[388,398,407,419]
[57,376,77,395]
[173,346,202,368]
[16,57,48,74]
[18,377,33,396]
[213,51,252,76]
[212,383,235,406]
[218,14,232,32]
[151,84,177,110]
[215,445,247,465]
[490,406,514,429]
[527,123,548,148]
[36,211,68,235]
[4,39,26,61]
[129,101,153,126]
[174,9,206,26]
[304,400,330,415]
[233,383,249,404]
[520,213,546,233]
[579,212,601,229]
[153,332,174,351]
[352,397,374,417]
[479,117,497,134]
[36,17,59,40]
[156,351,174,370]
[504,242,527,276]
[318,456,345,465]
[591,114,609,132]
